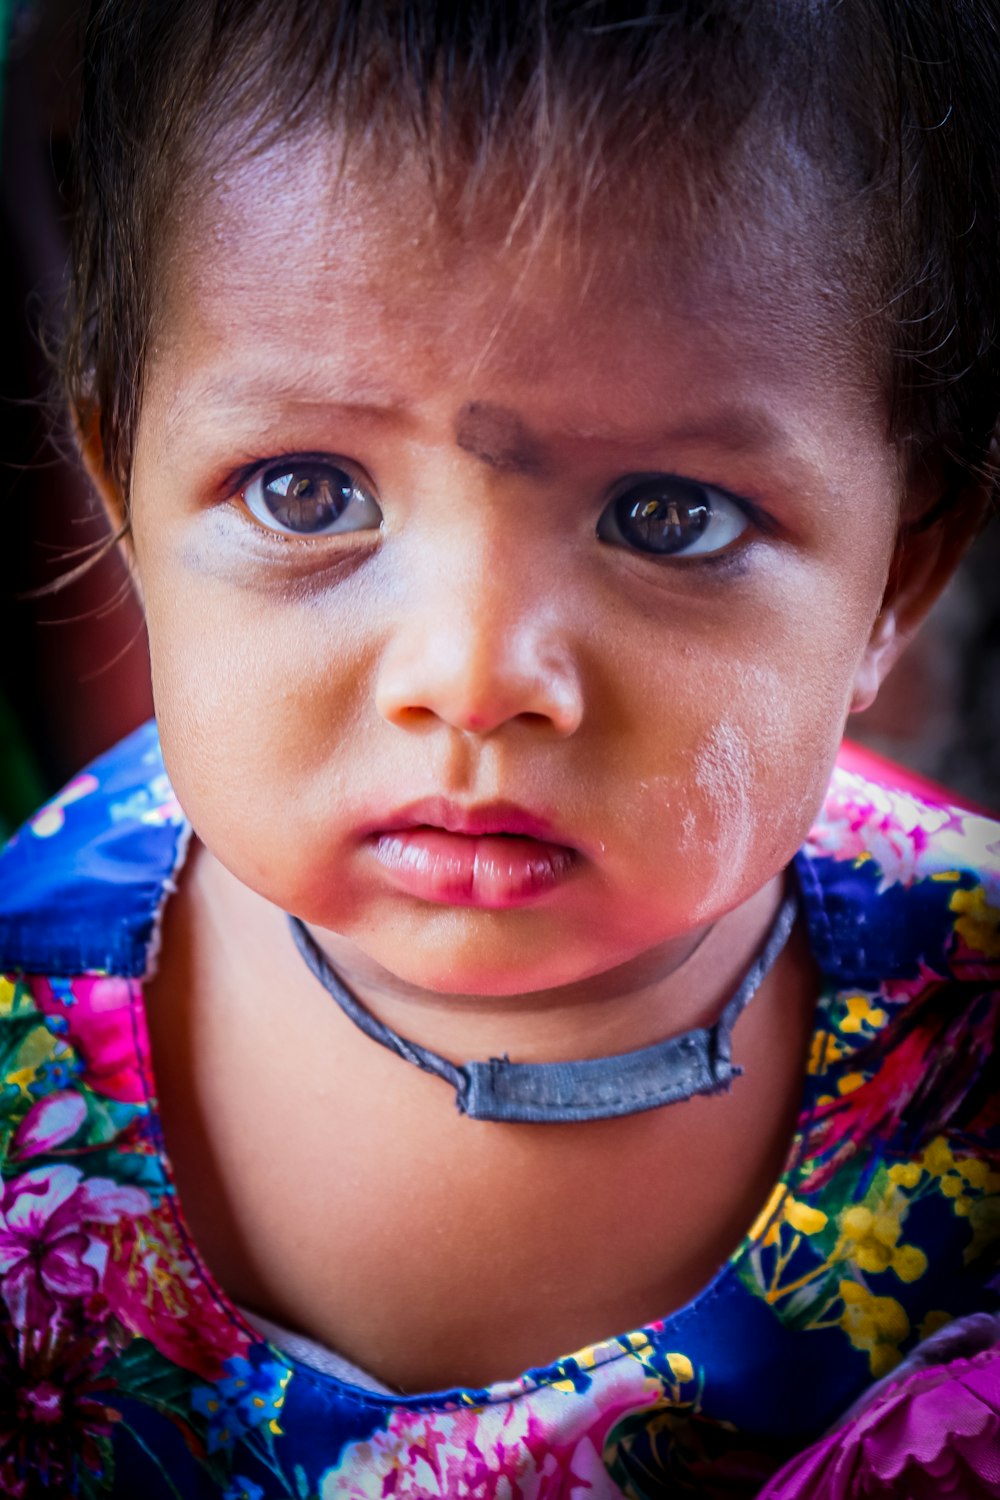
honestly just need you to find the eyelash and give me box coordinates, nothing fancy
[228,453,767,564]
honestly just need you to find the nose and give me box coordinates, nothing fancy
[374,545,584,738]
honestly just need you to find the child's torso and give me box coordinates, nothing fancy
[0,721,998,1500]
[144,839,821,1393]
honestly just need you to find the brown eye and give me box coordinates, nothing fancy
[244,460,382,536]
[597,475,748,557]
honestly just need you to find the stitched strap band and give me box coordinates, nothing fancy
[288,889,798,1123]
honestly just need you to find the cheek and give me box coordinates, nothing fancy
[143,533,375,718]
[141,573,376,879]
[685,676,839,911]
[604,608,860,921]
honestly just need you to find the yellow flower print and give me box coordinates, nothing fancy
[750,1173,929,1323]
[2,1019,66,1103]
[839,994,888,1035]
[5,1064,38,1102]
[747,1137,998,1377]
[660,1351,700,1406]
[807,1030,845,1076]
[785,1199,829,1236]
[838,1279,910,1377]
[0,975,40,1021]
[950,884,1000,957]
[749,1191,838,1309]
[921,1137,955,1177]
[837,1072,866,1096]
[891,1245,928,1282]
[750,1187,827,1254]
[749,1184,786,1246]
[550,1329,656,1393]
[839,1197,927,1283]
[913,1135,1000,1236]
[960,1158,993,1191]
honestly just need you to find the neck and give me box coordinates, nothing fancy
[197,846,786,1067]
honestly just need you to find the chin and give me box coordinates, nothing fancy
[372,947,569,1000]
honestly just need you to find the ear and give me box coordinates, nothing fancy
[77,407,141,589]
[850,481,986,714]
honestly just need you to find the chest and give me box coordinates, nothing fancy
[143,896,818,1393]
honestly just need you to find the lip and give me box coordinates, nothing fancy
[359,798,582,909]
[360,797,574,844]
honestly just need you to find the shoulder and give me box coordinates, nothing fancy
[0,722,190,978]
[798,755,1000,988]
[795,753,1000,1174]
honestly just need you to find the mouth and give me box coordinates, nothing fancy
[360,799,581,909]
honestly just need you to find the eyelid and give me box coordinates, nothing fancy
[228,450,377,498]
[603,472,767,523]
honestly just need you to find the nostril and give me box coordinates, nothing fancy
[393,706,437,728]
[374,634,583,737]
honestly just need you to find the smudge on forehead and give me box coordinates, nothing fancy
[454,402,550,478]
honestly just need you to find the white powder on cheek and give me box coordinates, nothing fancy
[689,721,758,920]
[633,775,699,856]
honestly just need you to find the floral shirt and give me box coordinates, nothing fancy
[0,722,997,1500]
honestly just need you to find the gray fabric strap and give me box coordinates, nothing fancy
[287,890,798,1124]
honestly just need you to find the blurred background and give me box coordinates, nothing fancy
[1,0,997,839]
[2,0,152,837]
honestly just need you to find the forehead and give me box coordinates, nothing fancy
[148,130,882,474]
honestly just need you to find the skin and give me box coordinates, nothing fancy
[89,134,976,1391]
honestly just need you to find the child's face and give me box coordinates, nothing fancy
[125,136,923,996]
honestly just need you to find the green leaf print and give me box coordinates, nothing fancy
[0,1012,50,1080]
[59,1143,167,1196]
[115,1336,198,1417]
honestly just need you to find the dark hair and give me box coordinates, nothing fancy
[65,0,1000,519]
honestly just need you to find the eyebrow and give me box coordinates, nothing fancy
[163,370,799,472]
[162,370,412,448]
[561,406,792,460]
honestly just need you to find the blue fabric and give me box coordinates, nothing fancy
[0,721,184,977]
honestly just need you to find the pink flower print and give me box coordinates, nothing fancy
[326,1402,616,1499]
[807,774,958,891]
[327,1365,657,1498]
[32,975,149,1104]
[757,1342,1000,1498]
[12,1091,88,1159]
[0,1165,149,1331]
[0,1317,118,1499]
[100,1201,253,1380]
[27,775,99,838]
